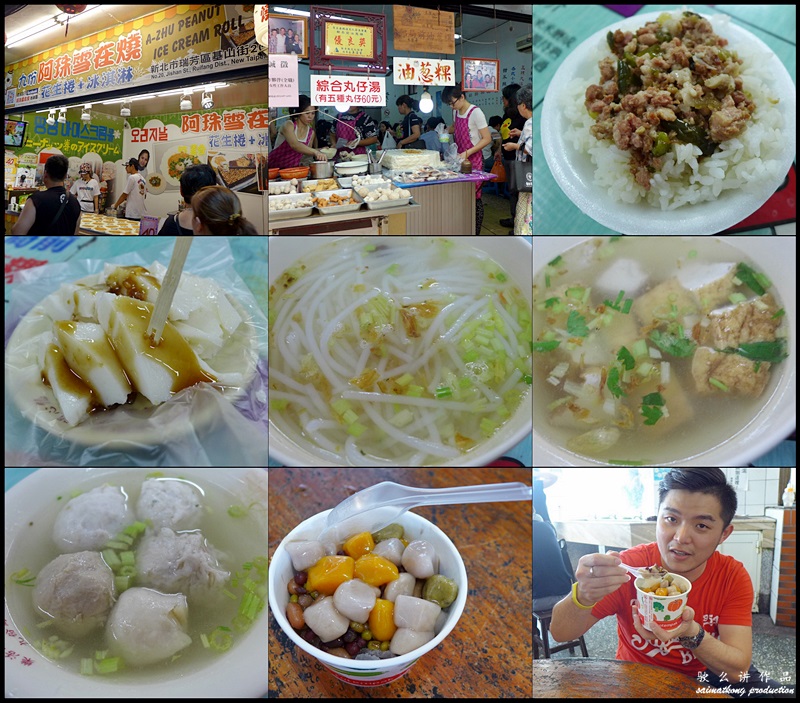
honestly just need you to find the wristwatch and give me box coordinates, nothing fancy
[678,623,705,650]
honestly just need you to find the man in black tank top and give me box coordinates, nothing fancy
[11,154,82,235]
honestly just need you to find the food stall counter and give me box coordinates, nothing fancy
[268,200,421,235]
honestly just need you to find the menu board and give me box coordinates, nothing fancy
[392,6,455,55]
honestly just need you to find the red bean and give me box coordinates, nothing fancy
[287,580,307,596]
[345,640,362,656]
[286,601,305,630]
[297,594,314,609]
[294,571,308,586]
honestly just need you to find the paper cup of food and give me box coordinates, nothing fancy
[634,572,692,632]
[269,509,467,687]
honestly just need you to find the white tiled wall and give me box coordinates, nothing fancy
[721,468,782,516]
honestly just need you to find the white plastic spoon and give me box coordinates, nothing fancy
[316,480,532,544]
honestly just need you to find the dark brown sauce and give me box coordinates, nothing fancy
[54,320,133,406]
[106,265,161,301]
[42,343,95,407]
[110,296,216,393]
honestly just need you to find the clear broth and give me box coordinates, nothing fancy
[5,470,266,682]
[533,237,788,464]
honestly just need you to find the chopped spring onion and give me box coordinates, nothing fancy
[104,541,128,550]
[728,292,747,305]
[390,409,414,428]
[721,339,788,364]
[228,505,248,518]
[709,377,729,392]
[102,549,121,569]
[346,422,368,437]
[435,386,453,399]
[114,575,131,593]
[81,658,94,675]
[631,339,648,359]
[209,627,234,652]
[533,340,561,353]
[122,522,148,537]
[395,372,414,387]
[118,565,136,578]
[735,262,768,295]
[119,551,135,567]
[11,568,35,587]
[479,417,498,437]
[649,329,696,358]
[95,657,121,674]
[406,384,424,397]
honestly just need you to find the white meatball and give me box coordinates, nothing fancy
[136,478,203,531]
[32,551,116,638]
[106,588,191,667]
[136,527,230,605]
[53,484,134,553]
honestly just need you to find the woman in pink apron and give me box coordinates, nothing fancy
[269,95,327,169]
[335,106,379,157]
[443,84,492,234]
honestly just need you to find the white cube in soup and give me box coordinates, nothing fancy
[332,579,377,623]
[389,627,435,656]
[136,527,230,605]
[383,572,416,603]
[372,537,404,566]
[33,551,116,638]
[393,594,441,631]
[106,588,192,667]
[303,596,350,643]
[285,540,326,573]
[136,478,203,531]
[53,484,134,553]
[400,539,439,579]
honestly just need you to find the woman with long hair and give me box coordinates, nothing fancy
[191,185,260,235]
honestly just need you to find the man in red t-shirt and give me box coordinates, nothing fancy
[550,469,792,698]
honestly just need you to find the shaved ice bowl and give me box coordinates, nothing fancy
[634,572,692,632]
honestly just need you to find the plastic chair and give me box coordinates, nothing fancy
[533,539,590,660]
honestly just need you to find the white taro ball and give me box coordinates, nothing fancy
[302,596,349,643]
[285,540,326,572]
[383,572,416,603]
[332,578,377,622]
[393,595,441,631]
[400,539,439,579]
[372,538,404,566]
[389,628,435,655]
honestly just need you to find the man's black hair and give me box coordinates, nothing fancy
[658,469,737,528]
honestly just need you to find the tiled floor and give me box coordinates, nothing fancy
[481,189,514,235]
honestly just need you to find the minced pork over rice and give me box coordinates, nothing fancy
[563,13,785,211]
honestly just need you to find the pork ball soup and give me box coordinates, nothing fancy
[5,472,266,680]
[533,237,789,464]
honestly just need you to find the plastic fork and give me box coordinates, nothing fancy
[316,480,532,544]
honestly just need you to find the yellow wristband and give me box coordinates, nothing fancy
[571,581,596,610]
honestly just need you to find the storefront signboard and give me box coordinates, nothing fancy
[392,58,455,87]
[392,7,455,55]
[4,5,266,111]
[310,76,386,107]
[268,54,299,107]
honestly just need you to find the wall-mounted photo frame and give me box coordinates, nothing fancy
[268,13,309,59]
[461,57,499,93]
[310,6,387,74]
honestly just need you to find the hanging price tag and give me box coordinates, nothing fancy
[138,216,160,236]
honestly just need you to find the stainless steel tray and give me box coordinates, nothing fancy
[268,192,315,220]
[358,183,413,210]
[312,189,363,215]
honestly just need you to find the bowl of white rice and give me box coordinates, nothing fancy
[541,9,796,234]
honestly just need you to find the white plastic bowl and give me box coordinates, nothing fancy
[541,10,797,235]
[532,236,796,466]
[267,236,533,467]
[269,509,467,687]
[4,468,268,698]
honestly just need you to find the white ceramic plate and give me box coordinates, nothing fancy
[4,468,267,698]
[541,10,797,234]
[159,147,203,187]
[144,171,167,195]
[5,273,259,448]
[532,236,796,467]
[268,236,533,467]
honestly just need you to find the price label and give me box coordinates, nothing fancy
[138,216,160,236]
